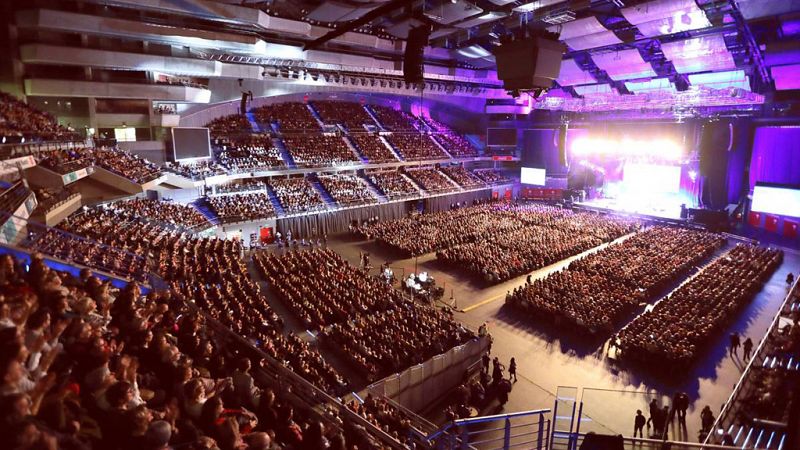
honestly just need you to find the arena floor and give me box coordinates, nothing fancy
[323,232,800,443]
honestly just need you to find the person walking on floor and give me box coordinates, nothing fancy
[673,392,689,425]
[700,405,715,433]
[508,357,517,382]
[634,410,646,438]
[646,399,658,429]
[729,332,740,357]
[743,337,754,361]
[482,352,490,375]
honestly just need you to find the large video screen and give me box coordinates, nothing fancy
[521,167,546,186]
[752,183,800,217]
[623,163,681,194]
[172,127,211,161]
[487,128,518,147]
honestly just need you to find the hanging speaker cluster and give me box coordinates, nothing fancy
[404,25,431,84]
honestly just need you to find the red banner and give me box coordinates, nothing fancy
[765,215,779,232]
[784,220,799,238]
[747,211,762,227]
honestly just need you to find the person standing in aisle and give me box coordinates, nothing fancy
[508,357,517,382]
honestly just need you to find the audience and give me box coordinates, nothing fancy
[269,178,327,214]
[216,135,284,172]
[108,198,210,230]
[433,134,478,158]
[204,114,252,137]
[251,103,319,132]
[38,148,92,174]
[312,101,375,131]
[0,92,81,143]
[254,248,474,382]
[213,180,266,195]
[508,226,725,335]
[439,166,484,189]
[618,244,782,366]
[473,170,511,185]
[405,168,458,193]
[369,105,417,131]
[0,180,33,214]
[349,134,398,163]
[317,174,378,206]
[386,134,448,161]
[166,160,225,180]
[368,171,419,199]
[208,193,276,223]
[281,134,359,167]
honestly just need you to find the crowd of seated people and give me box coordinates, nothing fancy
[33,186,79,214]
[213,180,266,195]
[618,244,782,367]
[27,206,351,396]
[404,168,458,193]
[0,252,387,450]
[254,248,474,382]
[311,101,375,131]
[165,160,226,180]
[367,171,419,199]
[88,147,162,184]
[0,92,81,142]
[269,178,327,214]
[208,193,276,223]
[439,166,484,189]
[281,134,359,167]
[433,134,478,158]
[205,114,252,137]
[473,170,511,185]
[368,105,417,131]
[216,135,284,172]
[386,134,448,161]
[108,198,210,229]
[251,102,320,132]
[317,174,377,206]
[38,148,92,174]
[348,134,398,163]
[507,226,725,335]
[346,394,414,446]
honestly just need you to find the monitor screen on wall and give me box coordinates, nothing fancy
[172,127,211,161]
[521,167,546,186]
[487,128,518,147]
[752,183,800,218]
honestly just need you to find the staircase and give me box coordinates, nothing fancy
[191,198,221,226]
[361,174,388,203]
[401,172,425,195]
[269,122,280,135]
[378,135,405,161]
[343,136,369,163]
[244,112,261,132]
[272,138,297,169]
[363,105,385,131]
[438,169,466,191]
[306,103,326,129]
[265,185,286,216]
[307,174,338,208]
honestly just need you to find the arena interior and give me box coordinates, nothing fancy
[1,0,800,449]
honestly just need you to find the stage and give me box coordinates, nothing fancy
[576,196,685,220]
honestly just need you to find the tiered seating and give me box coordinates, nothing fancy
[349,134,398,163]
[0,180,32,214]
[619,244,782,366]
[369,104,418,131]
[440,166,484,188]
[507,226,725,335]
[0,92,81,142]
[269,177,327,214]
[208,192,276,223]
[38,147,92,173]
[251,102,320,132]
[405,167,458,193]
[166,159,225,180]
[386,134,448,161]
[474,169,512,184]
[88,146,162,183]
[434,133,479,158]
[312,100,375,130]
[368,170,419,199]
[214,179,266,195]
[33,186,78,214]
[108,198,210,229]
[254,248,474,381]
[0,251,373,450]
[317,174,378,206]
[216,135,284,172]
[205,113,251,137]
[281,134,359,167]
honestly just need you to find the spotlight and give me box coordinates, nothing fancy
[688,170,698,182]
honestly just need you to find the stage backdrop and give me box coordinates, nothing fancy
[749,126,800,190]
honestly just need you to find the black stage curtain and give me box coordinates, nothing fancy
[276,201,412,237]
[423,189,493,213]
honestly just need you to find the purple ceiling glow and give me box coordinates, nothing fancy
[660,34,737,74]
[536,87,763,112]
[547,16,621,51]
[771,64,800,90]
[556,59,597,86]
[621,0,712,37]
[591,49,657,81]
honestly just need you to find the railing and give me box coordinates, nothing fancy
[703,276,799,447]
[555,433,746,450]
[426,409,551,450]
